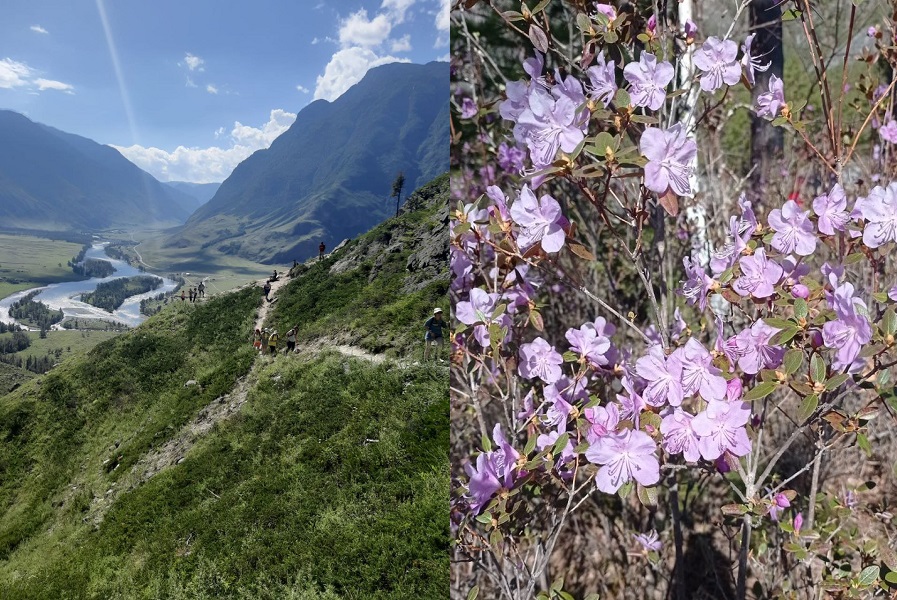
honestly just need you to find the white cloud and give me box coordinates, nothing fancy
[314,47,408,101]
[0,58,73,93]
[296,84,310,93]
[311,37,320,44]
[30,25,49,34]
[185,76,197,88]
[34,78,74,93]
[390,34,412,53]
[381,0,416,23]
[338,9,392,48]
[435,0,449,45]
[113,109,296,184]
[206,84,218,94]
[0,58,32,88]
[183,53,205,72]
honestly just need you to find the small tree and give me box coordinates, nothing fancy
[391,172,405,218]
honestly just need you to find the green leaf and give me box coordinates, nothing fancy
[857,432,872,457]
[557,592,575,600]
[550,576,565,592]
[617,480,633,498]
[584,594,601,600]
[551,433,570,456]
[860,343,885,358]
[884,307,897,335]
[482,433,492,452]
[531,0,551,14]
[502,10,525,21]
[721,503,749,516]
[873,291,890,303]
[575,13,592,33]
[613,88,630,107]
[825,373,850,391]
[475,513,492,525]
[764,318,796,329]
[857,565,880,587]
[783,542,804,552]
[783,348,804,375]
[885,571,897,584]
[562,351,579,363]
[467,586,480,600]
[524,434,538,456]
[770,326,799,346]
[844,252,865,265]
[603,30,618,44]
[798,393,819,422]
[745,381,777,401]
[794,298,808,319]
[810,354,826,383]
[592,132,616,155]
[636,484,658,508]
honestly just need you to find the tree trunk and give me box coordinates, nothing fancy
[749,0,785,209]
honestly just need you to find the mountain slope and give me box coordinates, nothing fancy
[165,61,449,265]
[164,181,222,213]
[0,111,192,230]
[0,175,449,599]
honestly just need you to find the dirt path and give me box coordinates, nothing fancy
[254,275,289,332]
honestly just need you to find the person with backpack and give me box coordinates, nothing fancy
[263,280,272,302]
[268,329,279,355]
[253,328,262,351]
[424,308,448,361]
[198,281,205,298]
[319,241,326,261]
[261,328,270,350]
[286,327,297,353]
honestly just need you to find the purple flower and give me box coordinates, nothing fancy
[679,256,714,311]
[455,288,510,347]
[646,14,657,35]
[624,52,674,111]
[768,492,791,522]
[715,317,744,370]
[634,530,662,552]
[889,284,897,302]
[823,281,872,370]
[694,36,741,92]
[860,182,897,248]
[510,184,567,253]
[460,97,478,119]
[674,338,727,401]
[691,399,752,460]
[536,428,576,465]
[660,408,702,462]
[812,184,849,235]
[518,337,564,384]
[880,120,897,144]
[594,2,617,22]
[584,402,621,442]
[741,33,771,86]
[516,86,588,168]
[566,321,612,367]
[684,20,697,43]
[756,74,785,119]
[736,319,785,375]
[640,124,697,197]
[635,345,684,407]
[497,143,526,174]
[500,80,530,124]
[585,53,617,108]
[732,248,783,299]
[464,423,520,514]
[768,200,817,256]
[616,375,645,428]
[791,284,809,299]
[586,429,660,493]
[793,512,803,534]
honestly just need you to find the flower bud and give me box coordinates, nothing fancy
[791,284,809,299]
[808,329,824,349]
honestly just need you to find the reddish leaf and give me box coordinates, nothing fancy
[529,24,549,53]
[568,242,596,261]
[658,190,679,216]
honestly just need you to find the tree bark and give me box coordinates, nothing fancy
[749,0,785,209]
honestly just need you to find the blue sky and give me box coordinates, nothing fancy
[0,0,449,183]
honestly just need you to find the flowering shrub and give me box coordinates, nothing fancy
[450,1,897,598]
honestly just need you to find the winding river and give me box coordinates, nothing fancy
[0,243,178,329]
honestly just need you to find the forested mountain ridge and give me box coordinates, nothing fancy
[164,61,449,265]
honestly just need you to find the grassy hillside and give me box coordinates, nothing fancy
[274,173,450,357]
[0,175,449,599]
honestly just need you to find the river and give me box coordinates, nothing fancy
[0,243,178,329]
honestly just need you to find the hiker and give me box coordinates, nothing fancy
[261,328,270,350]
[190,288,196,302]
[319,241,326,261]
[180,289,186,302]
[253,328,262,350]
[263,280,272,302]
[271,269,278,282]
[286,327,297,353]
[424,307,448,361]
[293,259,298,269]
[268,329,279,355]
[198,281,205,298]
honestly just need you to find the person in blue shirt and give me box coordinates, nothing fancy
[424,307,448,361]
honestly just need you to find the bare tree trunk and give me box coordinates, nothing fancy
[749,0,785,209]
